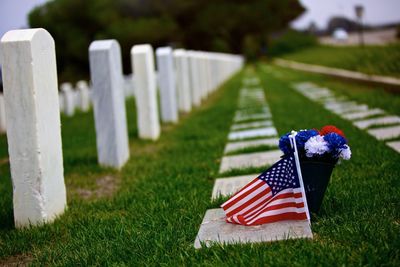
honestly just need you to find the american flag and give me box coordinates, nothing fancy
[221,152,308,225]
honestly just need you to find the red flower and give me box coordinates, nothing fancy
[320,125,345,137]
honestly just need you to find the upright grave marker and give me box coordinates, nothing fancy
[173,49,192,112]
[0,94,6,133]
[60,82,75,116]
[156,47,178,123]
[76,80,90,112]
[132,44,160,140]
[0,28,67,227]
[188,51,201,107]
[89,39,129,168]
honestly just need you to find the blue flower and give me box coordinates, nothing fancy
[295,129,319,151]
[279,132,292,155]
[323,133,347,157]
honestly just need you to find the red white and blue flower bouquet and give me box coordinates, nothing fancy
[221,125,351,226]
[278,125,351,215]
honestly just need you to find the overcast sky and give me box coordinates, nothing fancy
[292,0,400,29]
[1,0,400,37]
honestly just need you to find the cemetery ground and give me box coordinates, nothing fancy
[0,64,399,266]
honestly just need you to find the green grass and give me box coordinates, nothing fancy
[0,64,399,266]
[280,44,400,78]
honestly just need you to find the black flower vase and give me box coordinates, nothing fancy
[299,159,336,215]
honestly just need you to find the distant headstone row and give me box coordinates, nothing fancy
[0,28,243,228]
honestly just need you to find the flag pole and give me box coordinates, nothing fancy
[290,132,311,223]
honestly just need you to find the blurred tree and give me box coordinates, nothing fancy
[29,0,304,81]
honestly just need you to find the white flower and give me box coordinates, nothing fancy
[304,135,330,157]
[339,145,351,160]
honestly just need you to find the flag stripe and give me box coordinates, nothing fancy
[224,184,270,217]
[221,152,308,226]
[243,189,303,221]
[221,178,263,209]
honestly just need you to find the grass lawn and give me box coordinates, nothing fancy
[280,44,400,78]
[0,64,399,266]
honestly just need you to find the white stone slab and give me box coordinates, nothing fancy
[174,49,192,112]
[132,44,161,140]
[235,106,270,116]
[0,94,6,133]
[386,141,400,153]
[231,120,273,131]
[242,77,260,86]
[234,113,272,123]
[342,108,385,120]
[89,39,130,168]
[228,127,277,141]
[0,29,67,228]
[187,51,202,107]
[211,174,258,200]
[124,74,135,98]
[194,209,312,248]
[156,47,178,123]
[76,80,90,112]
[60,82,75,116]
[293,82,317,91]
[367,125,400,140]
[219,150,282,173]
[325,101,357,110]
[353,115,400,129]
[224,138,279,154]
[330,104,369,115]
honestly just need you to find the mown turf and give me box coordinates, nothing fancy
[280,44,400,78]
[0,64,399,266]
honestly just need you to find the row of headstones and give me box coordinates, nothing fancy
[194,75,301,248]
[293,82,400,153]
[0,28,243,228]
[89,41,243,168]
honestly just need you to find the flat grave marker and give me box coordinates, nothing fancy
[353,115,400,129]
[343,108,385,120]
[219,150,282,173]
[387,141,400,153]
[211,174,258,200]
[194,209,312,249]
[367,125,400,140]
[228,127,277,141]
[224,137,279,154]
[234,113,272,123]
[231,120,273,131]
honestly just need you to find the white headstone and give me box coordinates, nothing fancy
[60,82,75,116]
[188,51,201,106]
[174,49,192,112]
[76,80,90,112]
[89,39,130,168]
[132,44,161,140]
[156,47,178,123]
[0,28,67,228]
[0,94,6,133]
